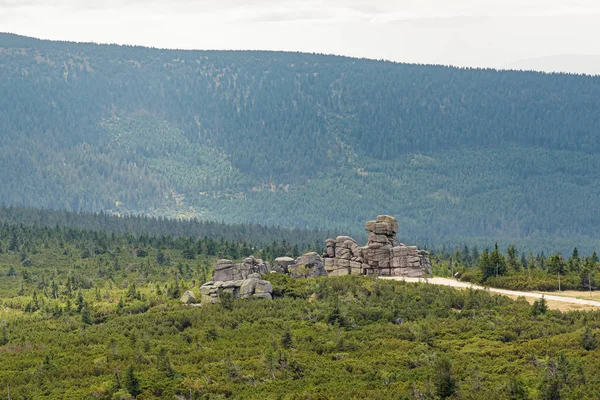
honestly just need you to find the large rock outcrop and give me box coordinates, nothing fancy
[202,257,273,305]
[200,272,273,304]
[200,216,431,305]
[201,252,328,304]
[324,236,363,276]
[213,256,270,281]
[324,215,432,277]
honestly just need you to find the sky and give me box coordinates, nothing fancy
[1,0,600,73]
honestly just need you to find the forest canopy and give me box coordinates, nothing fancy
[2,33,600,252]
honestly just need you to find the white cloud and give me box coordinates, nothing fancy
[1,0,599,72]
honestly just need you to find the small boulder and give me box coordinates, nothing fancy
[240,278,259,298]
[273,257,295,273]
[180,291,197,304]
[255,280,273,294]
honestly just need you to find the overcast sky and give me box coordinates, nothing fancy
[2,0,600,73]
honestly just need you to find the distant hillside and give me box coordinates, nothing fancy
[0,205,330,250]
[503,54,600,76]
[2,33,600,252]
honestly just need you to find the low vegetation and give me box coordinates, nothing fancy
[1,216,600,399]
[432,244,600,294]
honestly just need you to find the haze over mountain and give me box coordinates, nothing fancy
[3,0,600,75]
[504,54,600,76]
[2,33,600,252]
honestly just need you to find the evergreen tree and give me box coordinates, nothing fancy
[281,328,294,349]
[0,327,8,346]
[461,245,472,267]
[520,253,528,271]
[506,245,520,272]
[581,326,598,351]
[505,376,527,400]
[433,356,456,399]
[8,232,19,252]
[471,246,480,264]
[532,296,548,316]
[579,258,596,290]
[547,253,567,276]
[568,247,582,273]
[478,248,493,281]
[81,306,92,325]
[156,249,168,266]
[157,348,174,377]
[527,252,537,271]
[124,366,141,397]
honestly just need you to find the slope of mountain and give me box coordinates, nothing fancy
[2,33,600,252]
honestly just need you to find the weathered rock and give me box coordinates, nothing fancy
[201,260,274,304]
[337,258,351,268]
[201,276,272,304]
[335,247,352,259]
[324,215,431,278]
[180,291,196,304]
[290,252,326,277]
[211,257,271,281]
[239,278,259,298]
[329,268,350,276]
[253,293,273,300]
[336,236,355,243]
[213,260,234,281]
[274,257,295,273]
[255,280,273,294]
[201,294,212,304]
[200,284,212,295]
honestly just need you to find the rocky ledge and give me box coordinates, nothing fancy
[195,215,431,305]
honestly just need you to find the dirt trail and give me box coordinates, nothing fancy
[382,277,600,309]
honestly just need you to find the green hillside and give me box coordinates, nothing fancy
[2,33,600,252]
[2,218,600,399]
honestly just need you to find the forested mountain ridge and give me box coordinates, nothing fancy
[2,33,600,252]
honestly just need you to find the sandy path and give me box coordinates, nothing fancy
[382,277,600,308]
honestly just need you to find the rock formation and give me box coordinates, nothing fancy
[200,272,273,304]
[201,257,274,304]
[272,257,295,273]
[180,290,197,304]
[324,215,431,277]
[213,256,270,281]
[324,236,362,276]
[288,252,327,278]
[200,216,430,305]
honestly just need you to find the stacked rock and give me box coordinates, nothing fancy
[272,257,295,273]
[288,252,327,278]
[360,215,399,273]
[323,215,432,278]
[361,215,431,277]
[388,246,428,277]
[324,236,363,276]
[200,272,273,304]
[212,256,270,282]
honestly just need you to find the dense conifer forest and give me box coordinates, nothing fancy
[0,205,330,251]
[2,33,600,251]
[1,210,600,398]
